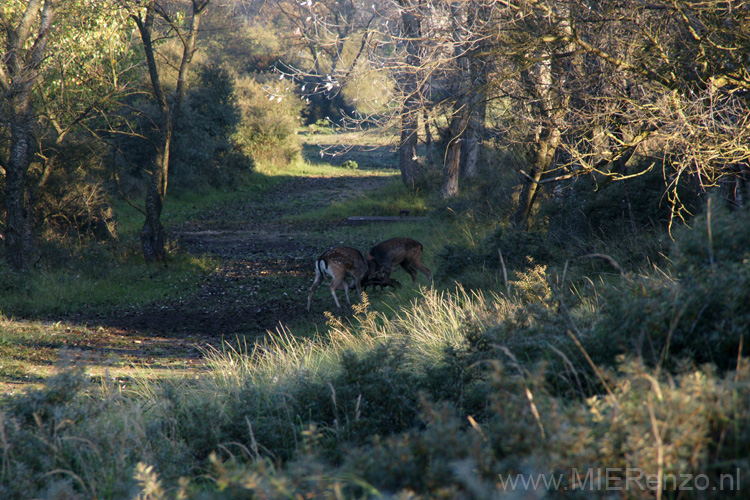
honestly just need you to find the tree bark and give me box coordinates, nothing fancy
[1,0,56,269]
[5,109,35,269]
[442,0,489,195]
[460,95,485,180]
[441,99,472,198]
[511,124,562,229]
[399,111,421,189]
[134,0,208,263]
[442,74,485,197]
[397,1,422,189]
[511,62,567,229]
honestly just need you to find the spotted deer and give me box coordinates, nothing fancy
[366,237,432,285]
[307,246,369,311]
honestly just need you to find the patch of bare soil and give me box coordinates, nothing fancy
[89,175,391,342]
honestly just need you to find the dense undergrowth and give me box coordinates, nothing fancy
[1,163,749,499]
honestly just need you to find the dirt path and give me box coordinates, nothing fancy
[0,142,398,394]
[95,174,391,339]
[1,172,394,394]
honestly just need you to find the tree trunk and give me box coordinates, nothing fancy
[397,1,422,189]
[423,109,434,163]
[399,111,421,189]
[442,85,485,198]
[460,97,485,180]
[511,29,571,231]
[141,139,169,263]
[459,1,489,181]
[441,100,472,198]
[135,0,207,263]
[5,109,35,269]
[511,125,562,229]
[1,0,56,269]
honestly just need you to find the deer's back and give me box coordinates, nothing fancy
[319,246,367,275]
[370,238,423,263]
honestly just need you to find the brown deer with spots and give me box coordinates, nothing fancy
[307,246,369,311]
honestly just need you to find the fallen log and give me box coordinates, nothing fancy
[347,216,426,224]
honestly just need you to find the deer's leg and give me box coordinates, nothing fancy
[415,262,432,281]
[401,262,418,282]
[307,273,323,311]
[381,262,394,280]
[329,278,344,308]
[343,279,352,304]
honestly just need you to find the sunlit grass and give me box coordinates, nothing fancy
[260,156,396,178]
[113,159,397,236]
[286,177,425,223]
[0,316,206,397]
[0,253,215,317]
[195,286,510,396]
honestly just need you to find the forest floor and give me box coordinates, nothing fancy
[0,135,399,395]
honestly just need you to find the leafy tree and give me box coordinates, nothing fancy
[0,0,54,269]
[0,0,133,268]
[125,0,211,263]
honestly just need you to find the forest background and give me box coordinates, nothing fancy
[1,1,750,499]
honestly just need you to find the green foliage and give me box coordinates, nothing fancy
[114,65,254,195]
[582,360,750,496]
[545,165,702,244]
[672,200,750,273]
[232,76,302,167]
[299,83,357,126]
[0,364,140,499]
[25,138,117,246]
[314,343,421,443]
[592,204,750,372]
[344,402,488,495]
[436,227,558,282]
[171,65,254,190]
[200,18,294,75]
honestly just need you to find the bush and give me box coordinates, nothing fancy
[1,137,119,247]
[171,65,254,190]
[592,204,750,372]
[114,65,254,194]
[1,364,143,499]
[232,76,303,167]
[544,164,703,244]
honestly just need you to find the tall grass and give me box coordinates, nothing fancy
[197,286,511,392]
[2,274,750,499]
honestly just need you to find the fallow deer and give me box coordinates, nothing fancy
[307,246,368,311]
[366,237,432,285]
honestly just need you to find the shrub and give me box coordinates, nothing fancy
[0,363,148,499]
[171,65,254,190]
[578,359,750,497]
[232,76,302,167]
[11,137,118,246]
[544,164,702,243]
[592,204,750,372]
[114,65,254,194]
